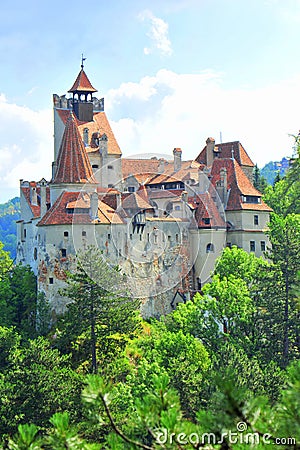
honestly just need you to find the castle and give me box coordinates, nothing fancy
[16,64,272,317]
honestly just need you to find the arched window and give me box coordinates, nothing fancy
[83,128,89,146]
[206,243,214,253]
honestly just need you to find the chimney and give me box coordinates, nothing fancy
[99,133,108,156]
[220,168,228,205]
[40,180,47,218]
[90,192,99,219]
[30,184,38,206]
[206,137,216,167]
[198,168,210,192]
[116,192,122,210]
[173,148,182,172]
[181,190,188,202]
[158,158,165,174]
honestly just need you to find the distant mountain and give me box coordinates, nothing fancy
[0,197,20,260]
[261,157,292,185]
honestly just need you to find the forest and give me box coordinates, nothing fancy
[0,147,299,449]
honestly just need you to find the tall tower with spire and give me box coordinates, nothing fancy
[52,61,122,189]
[68,58,97,122]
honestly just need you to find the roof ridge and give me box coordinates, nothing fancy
[53,113,97,184]
[38,191,66,226]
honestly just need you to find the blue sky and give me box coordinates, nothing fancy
[1,0,300,201]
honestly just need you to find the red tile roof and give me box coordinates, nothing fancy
[38,191,124,226]
[57,110,121,156]
[196,141,254,167]
[21,184,50,219]
[53,113,97,184]
[191,193,226,228]
[210,158,272,211]
[68,69,97,93]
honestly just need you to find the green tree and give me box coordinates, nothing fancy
[0,336,83,436]
[57,246,140,374]
[266,213,300,366]
[253,164,268,193]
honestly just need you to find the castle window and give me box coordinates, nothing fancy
[128,186,135,193]
[61,248,67,258]
[260,241,266,251]
[83,128,89,146]
[33,248,37,260]
[203,218,211,225]
[206,243,214,253]
[108,184,113,188]
[176,234,179,243]
[250,241,256,252]
[82,230,87,237]
[107,165,113,170]
[24,229,27,238]
[49,277,54,285]
[108,233,111,241]
[254,215,259,225]
[64,231,69,237]
[92,164,99,169]
[175,205,181,211]
[243,196,261,204]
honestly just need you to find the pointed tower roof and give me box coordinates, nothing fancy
[53,113,96,184]
[68,68,97,93]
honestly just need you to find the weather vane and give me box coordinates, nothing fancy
[81,53,86,69]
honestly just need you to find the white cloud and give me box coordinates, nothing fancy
[0,95,52,201]
[107,69,300,166]
[139,10,173,56]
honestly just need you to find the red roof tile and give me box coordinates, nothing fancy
[53,113,96,184]
[38,191,124,226]
[68,69,97,93]
[57,110,121,156]
[21,185,50,219]
[210,158,272,211]
[192,193,226,228]
[196,141,254,167]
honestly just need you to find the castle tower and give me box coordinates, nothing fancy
[68,59,98,122]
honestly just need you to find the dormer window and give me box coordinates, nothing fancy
[242,195,261,204]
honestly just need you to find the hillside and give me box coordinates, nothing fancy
[0,197,20,260]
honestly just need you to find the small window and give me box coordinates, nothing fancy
[130,234,133,240]
[250,241,256,252]
[176,234,179,243]
[64,231,69,237]
[128,186,135,193]
[82,230,87,237]
[203,218,211,225]
[49,277,54,285]
[61,248,67,258]
[108,184,114,188]
[83,128,89,146]
[254,215,259,225]
[226,242,232,248]
[24,229,27,238]
[261,241,266,251]
[108,233,111,241]
[168,235,171,241]
[92,164,99,169]
[175,205,181,211]
[206,243,214,253]
[107,165,113,170]
[33,248,37,260]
